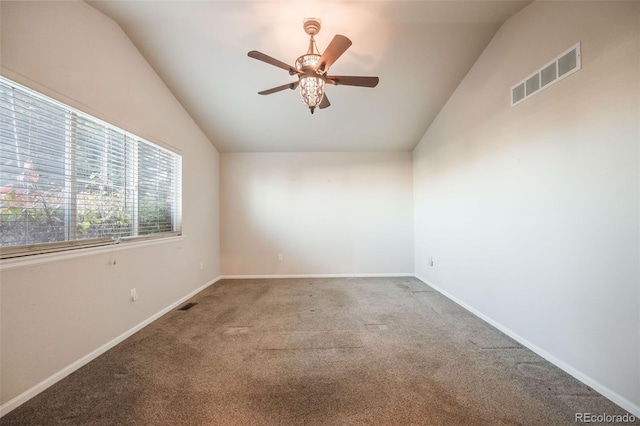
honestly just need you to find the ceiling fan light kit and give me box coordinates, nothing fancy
[248,18,379,114]
[296,21,325,113]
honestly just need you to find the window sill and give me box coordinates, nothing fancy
[0,235,184,272]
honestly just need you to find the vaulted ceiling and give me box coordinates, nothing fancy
[87,1,530,152]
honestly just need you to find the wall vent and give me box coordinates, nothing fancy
[511,42,581,106]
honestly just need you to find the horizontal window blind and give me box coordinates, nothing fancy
[0,76,181,259]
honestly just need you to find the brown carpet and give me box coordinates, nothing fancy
[2,277,636,425]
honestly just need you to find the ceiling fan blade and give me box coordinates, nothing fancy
[248,51,302,75]
[316,35,352,73]
[326,75,379,88]
[258,81,299,95]
[319,94,330,109]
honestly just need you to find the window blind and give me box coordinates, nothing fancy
[0,77,182,259]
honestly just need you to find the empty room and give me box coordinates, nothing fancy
[0,0,638,424]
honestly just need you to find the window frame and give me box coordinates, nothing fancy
[0,76,182,259]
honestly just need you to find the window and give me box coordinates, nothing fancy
[0,77,182,258]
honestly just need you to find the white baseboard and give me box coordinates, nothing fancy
[0,276,222,418]
[414,274,640,418]
[219,273,414,279]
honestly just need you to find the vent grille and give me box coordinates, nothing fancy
[525,75,539,96]
[512,83,525,104]
[541,62,557,87]
[178,302,197,311]
[511,42,581,106]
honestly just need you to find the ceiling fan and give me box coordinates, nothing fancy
[248,18,379,114]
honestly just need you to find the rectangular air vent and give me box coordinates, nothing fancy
[511,42,581,106]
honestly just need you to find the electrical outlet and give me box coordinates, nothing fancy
[130,288,138,301]
[199,261,204,270]
[429,256,434,267]
[278,254,283,261]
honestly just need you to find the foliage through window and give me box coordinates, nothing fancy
[0,77,182,257]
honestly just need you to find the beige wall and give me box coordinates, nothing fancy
[413,1,639,414]
[0,1,220,409]
[221,152,414,276]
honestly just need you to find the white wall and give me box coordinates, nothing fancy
[413,1,639,414]
[221,152,413,276]
[0,1,220,410]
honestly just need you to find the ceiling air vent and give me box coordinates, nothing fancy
[511,42,581,106]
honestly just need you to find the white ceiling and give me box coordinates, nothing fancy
[87,1,530,153]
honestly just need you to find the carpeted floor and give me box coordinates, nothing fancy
[2,277,636,425]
